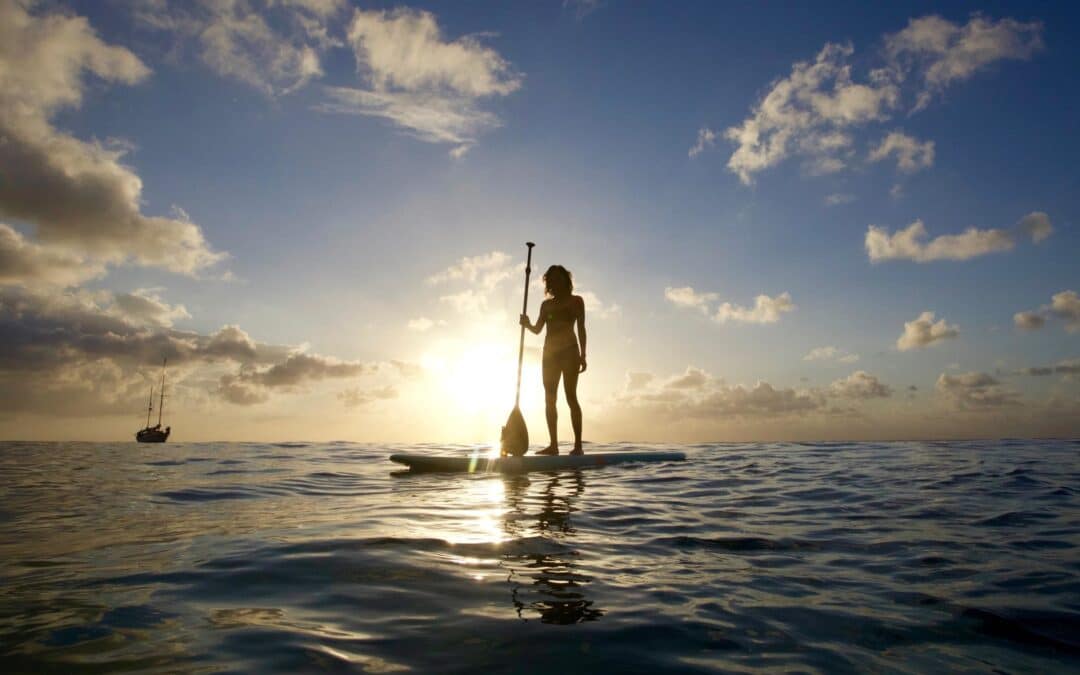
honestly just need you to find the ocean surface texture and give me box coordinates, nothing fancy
[1,440,1078,673]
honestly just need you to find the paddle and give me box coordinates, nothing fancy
[501,241,534,456]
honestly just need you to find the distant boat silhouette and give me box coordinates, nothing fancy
[136,358,170,443]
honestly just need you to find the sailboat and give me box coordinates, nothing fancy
[136,358,171,443]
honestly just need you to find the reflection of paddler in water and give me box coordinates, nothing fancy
[519,265,587,456]
[501,472,602,624]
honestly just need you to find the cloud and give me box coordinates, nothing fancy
[897,311,959,351]
[131,0,343,95]
[624,371,654,390]
[113,288,191,327]
[688,127,717,158]
[1014,359,1080,378]
[667,286,794,325]
[1014,290,1080,333]
[664,286,717,314]
[429,251,516,289]
[866,212,1052,263]
[868,131,934,172]
[319,7,521,153]
[0,1,225,282]
[824,193,855,206]
[337,385,398,409]
[578,290,620,319]
[1013,311,1045,331]
[0,224,105,287]
[717,15,1042,182]
[217,351,368,405]
[1052,291,1080,332]
[723,42,896,183]
[715,292,795,325]
[0,286,375,414]
[564,0,605,20]
[803,346,859,363]
[619,368,824,419]
[936,371,1020,409]
[664,367,710,390]
[884,14,1043,111]
[829,370,892,399]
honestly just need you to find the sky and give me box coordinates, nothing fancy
[1,0,1078,442]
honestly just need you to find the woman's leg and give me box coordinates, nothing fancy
[540,357,561,454]
[562,360,582,453]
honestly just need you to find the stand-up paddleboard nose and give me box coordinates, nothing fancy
[501,406,528,456]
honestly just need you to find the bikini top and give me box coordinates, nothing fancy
[545,298,579,325]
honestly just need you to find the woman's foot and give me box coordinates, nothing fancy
[570,444,584,456]
[536,445,559,456]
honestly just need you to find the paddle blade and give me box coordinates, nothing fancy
[500,406,529,457]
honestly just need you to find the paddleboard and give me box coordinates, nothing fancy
[390,451,686,474]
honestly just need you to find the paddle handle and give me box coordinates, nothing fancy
[515,242,535,407]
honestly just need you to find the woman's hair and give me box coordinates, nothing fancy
[543,265,573,299]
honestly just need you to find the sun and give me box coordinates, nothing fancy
[421,338,544,440]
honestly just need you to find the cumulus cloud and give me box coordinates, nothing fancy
[714,14,1042,182]
[113,288,191,327]
[936,371,1020,409]
[664,286,717,314]
[0,0,225,282]
[219,351,368,405]
[1014,359,1080,378]
[1017,211,1053,243]
[667,286,794,325]
[829,370,892,399]
[884,14,1043,111]
[803,346,859,363]
[868,131,935,172]
[318,7,521,154]
[1013,311,1045,331]
[1014,290,1080,333]
[897,311,959,351]
[866,212,1052,263]
[0,224,104,287]
[0,286,375,414]
[620,368,823,419]
[715,292,795,325]
[722,42,895,183]
[578,290,620,319]
[688,127,717,158]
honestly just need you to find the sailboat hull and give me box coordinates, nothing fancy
[136,428,170,443]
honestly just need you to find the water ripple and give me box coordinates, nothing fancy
[0,439,1077,672]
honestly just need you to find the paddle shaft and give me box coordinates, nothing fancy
[515,242,535,407]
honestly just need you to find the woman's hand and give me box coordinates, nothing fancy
[519,314,531,328]
[579,356,588,373]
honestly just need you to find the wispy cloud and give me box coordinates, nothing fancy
[318,8,522,155]
[868,131,935,172]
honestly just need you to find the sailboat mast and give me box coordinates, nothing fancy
[157,358,167,426]
[146,386,154,428]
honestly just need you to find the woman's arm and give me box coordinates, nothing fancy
[576,296,587,372]
[520,300,547,335]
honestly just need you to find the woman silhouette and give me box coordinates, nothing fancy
[520,265,587,455]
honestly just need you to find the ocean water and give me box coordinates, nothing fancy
[0,441,1078,673]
